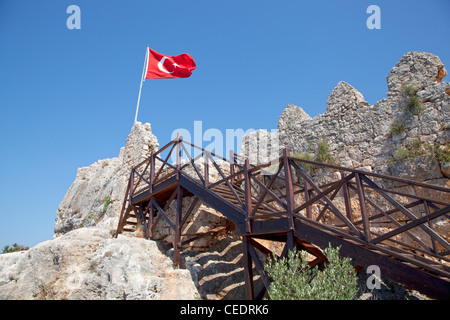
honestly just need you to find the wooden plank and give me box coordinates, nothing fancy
[244,159,253,233]
[174,183,183,266]
[248,240,272,290]
[249,167,287,214]
[153,143,176,182]
[151,198,176,231]
[179,173,245,224]
[242,236,254,300]
[236,216,291,236]
[180,197,200,226]
[355,173,371,242]
[283,150,295,230]
[371,204,450,249]
[341,172,353,222]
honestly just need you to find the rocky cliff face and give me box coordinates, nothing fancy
[54,122,159,236]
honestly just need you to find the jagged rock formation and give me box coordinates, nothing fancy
[54,122,159,236]
[243,51,450,183]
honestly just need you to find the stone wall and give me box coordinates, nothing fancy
[242,51,450,183]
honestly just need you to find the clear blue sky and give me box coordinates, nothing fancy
[0,0,449,249]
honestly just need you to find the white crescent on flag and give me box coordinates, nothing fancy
[157,57,174,74]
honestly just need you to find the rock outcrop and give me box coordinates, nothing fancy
[0,227,199,299]
[54,122,159,236]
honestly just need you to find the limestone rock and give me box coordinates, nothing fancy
[278,104,312,132]
[441,162,450,178]
[0,227,199,300]
[387,51,446,96]
[54,122,159,236]
[326,81,367,114]
[435,64,447,83]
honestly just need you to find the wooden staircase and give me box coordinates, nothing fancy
[115,135,450,299]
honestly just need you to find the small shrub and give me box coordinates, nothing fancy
[433,143,450,163]
[316,139,336,165]
[391,136,430,162]
[402,83,423,114]
[2,243,29,254]
[265,244,357,300]
[102,195,111,216]
[392,146,411,161]
[389,120,406,134]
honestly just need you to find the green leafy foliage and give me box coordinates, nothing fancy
[265,244,357,300]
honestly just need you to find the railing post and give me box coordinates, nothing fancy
[244,158,252,233]
[304,180,311,219]
[242,235,254,300]
[148,198,154,238]
[423,201,438,254]
[204,150,210,188]
[341,172,353,222]
[130,166,135,198]
[149,151,155,194]
[283,148,295,231]
[230,150,235,184]
[176,132,181,179]
[174,183,183,266]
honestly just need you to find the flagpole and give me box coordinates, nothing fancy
[134,47,149,123]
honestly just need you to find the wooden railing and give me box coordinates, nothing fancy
[116,134,450,299]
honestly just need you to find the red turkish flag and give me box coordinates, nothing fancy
[145,48,196,79]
